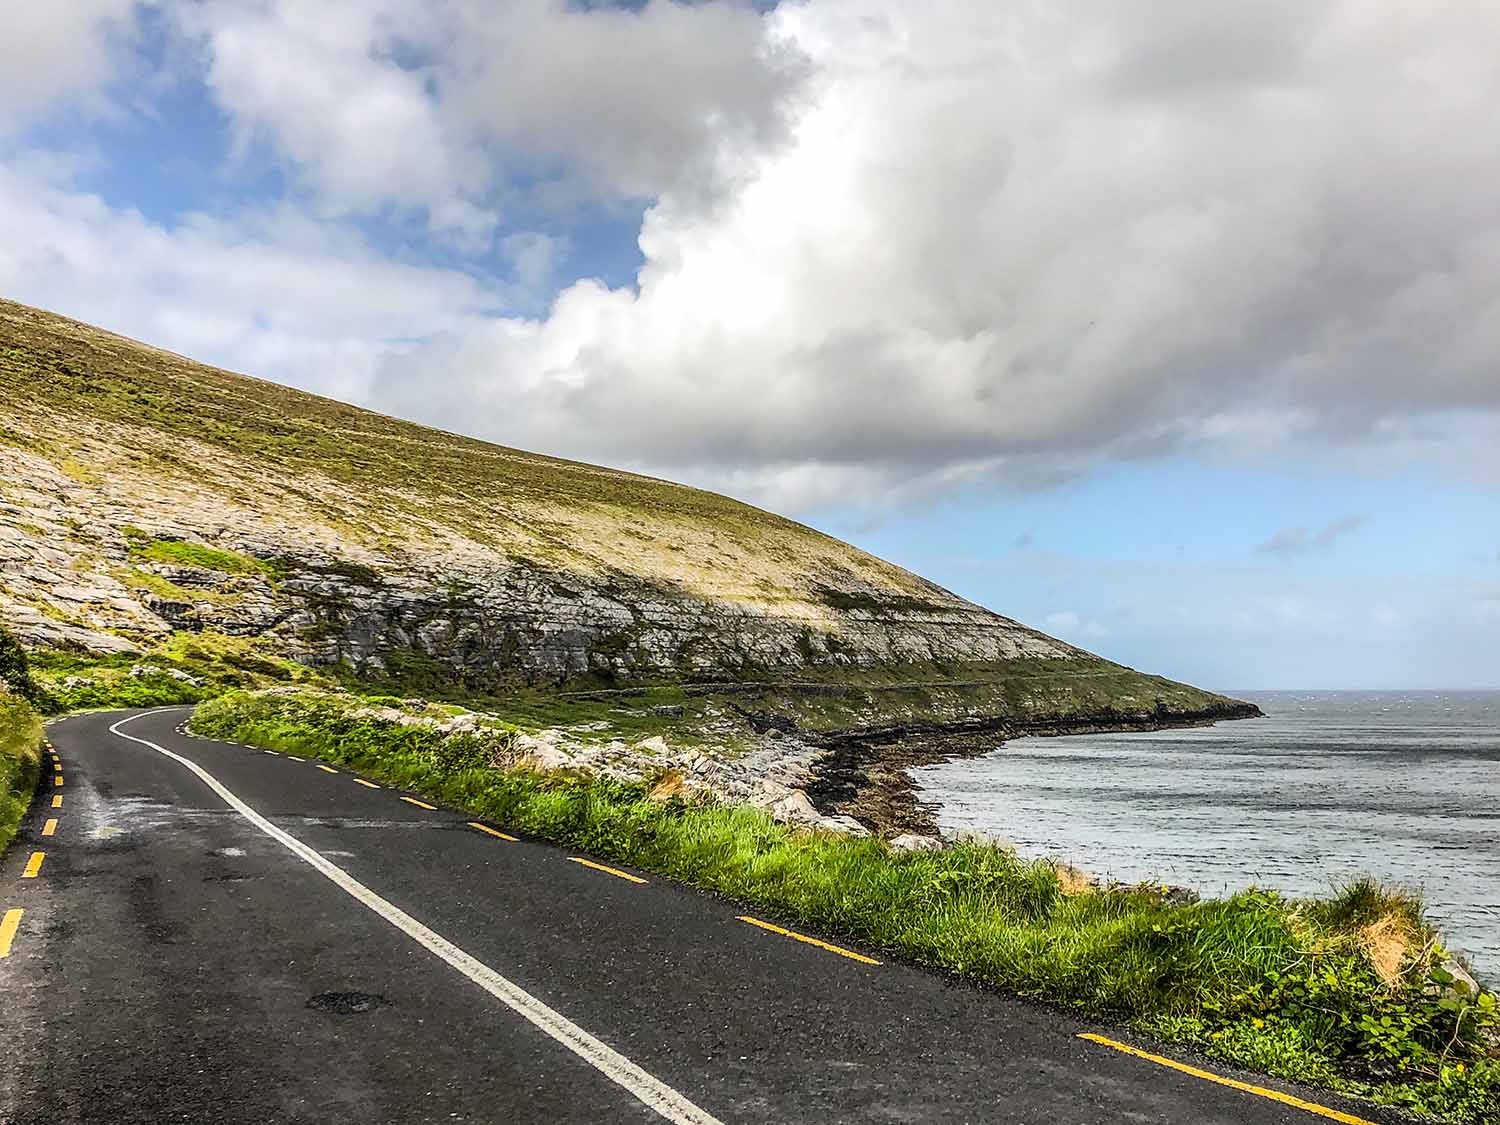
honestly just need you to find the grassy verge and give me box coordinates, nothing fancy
[194,689,1498,1123]
[0,694,42,856]
[1,626,45,854]
[28,631,322,713]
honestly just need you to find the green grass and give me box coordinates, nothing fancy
[0,300,852,563]
[191,688,1500,1123]
[114,566,203,603]
[29,631,319,712]
[128,536,272,577]
[0,694,42,857]
[0,298,1264,727]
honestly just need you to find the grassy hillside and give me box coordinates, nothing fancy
[0,299,955,603]
[0,298,1248,730]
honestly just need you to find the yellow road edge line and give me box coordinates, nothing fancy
[21,852,44,879]
[569,857,647,884]
[736,915,882,965]
[315,764,339,774]
[468,822,519,842]
[0,909,21,957]
[400,796,437,811]
[41,819,58,838]
[353,778,381,789]
[52,764,61,773]
[1076,1034,1379,1125]
[52,776,62,787]
[50,795,62,809]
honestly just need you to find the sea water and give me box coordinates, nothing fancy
[911,691,1500,980]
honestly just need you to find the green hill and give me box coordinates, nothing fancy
[0,298,1250,733]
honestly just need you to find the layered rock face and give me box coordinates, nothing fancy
[0,300,1080,689]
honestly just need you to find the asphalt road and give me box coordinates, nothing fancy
[0,706,1402,1124]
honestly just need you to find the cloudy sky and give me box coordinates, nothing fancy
[4,1,1497,689]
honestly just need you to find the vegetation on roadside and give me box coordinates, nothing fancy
[28,632,318,713]
[0,628,44,855]
[0,693,42,857]
[193,689,1499,1123]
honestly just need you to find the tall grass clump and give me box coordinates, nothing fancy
[0,694,42,856]
[0,632,43,859]
[193,689,1500,1123]
[0,626,44,855]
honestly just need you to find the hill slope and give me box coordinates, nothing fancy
[0,298,1248,731]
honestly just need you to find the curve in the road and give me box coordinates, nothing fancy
[108,710,725,1125]
[0,705,1403,1124]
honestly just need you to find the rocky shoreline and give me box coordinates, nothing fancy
[803,701,1264,837]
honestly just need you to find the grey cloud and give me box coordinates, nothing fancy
[174,0,804,231]
[1257,515,1368,556]
[10,1,1500,518]
[364,1,1500,512]
[440,0,808,205]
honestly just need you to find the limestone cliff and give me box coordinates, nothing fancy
[0,299,1247,728]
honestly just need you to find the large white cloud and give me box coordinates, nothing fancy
[3,1,1499,516]
[173,0,800,240]
[357,0,1500,507]
[0,154,498,403]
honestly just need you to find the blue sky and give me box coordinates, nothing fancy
[840,462,1498,690]
[2,2,1497,689]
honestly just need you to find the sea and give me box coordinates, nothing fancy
[910,691,1500,981]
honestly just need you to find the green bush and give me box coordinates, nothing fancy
[0,693,42,856]
[30,631,315,713]
[0,625,39,702]
[192,688,1500,1124]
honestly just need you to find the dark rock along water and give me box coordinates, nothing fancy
[911,691,1500,980]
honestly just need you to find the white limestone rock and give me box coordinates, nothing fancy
[769,790,821,827]
[815,815,871,837]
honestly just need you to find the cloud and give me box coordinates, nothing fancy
[437,0,806,204]
[170,0,802,236]
[0,154,499,403]
[1043,611,1109,640]
[0,1,144,132]
[502,231,571,293]
[1256,515,1368,556]
[359,0,1500,511]
[175,0,494,236]
[5,2,1500,519]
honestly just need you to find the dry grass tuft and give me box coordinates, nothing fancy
[647,769,688,802]
[1051,860,1095,896]
[1361,911,1418,986]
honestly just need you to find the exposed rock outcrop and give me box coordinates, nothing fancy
[0,300,1086,689]
[0,298,1256,748]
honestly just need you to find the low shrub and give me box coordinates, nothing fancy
[0,692,42,856]
[30,631,315,713]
